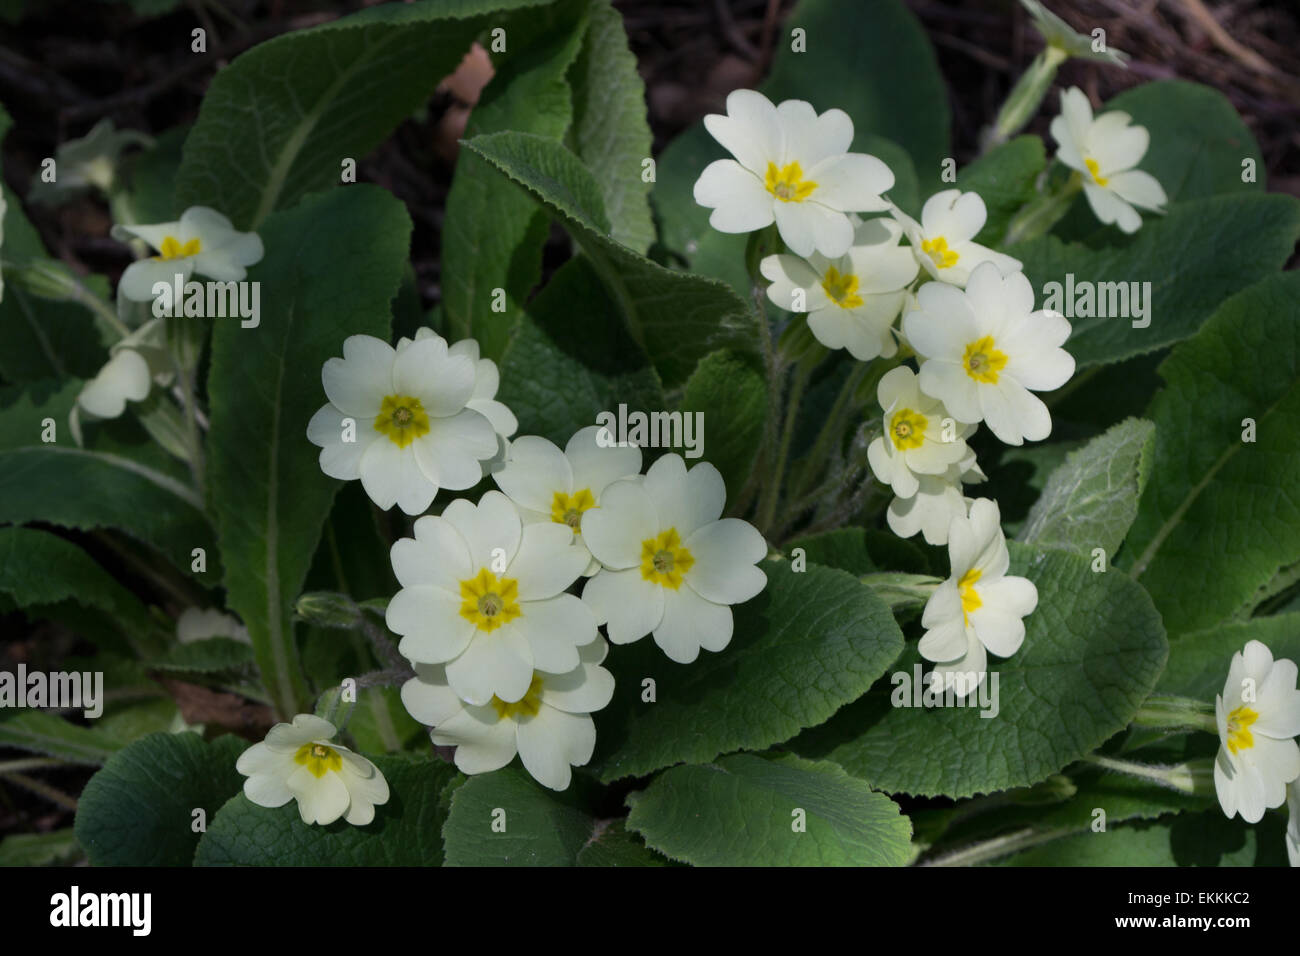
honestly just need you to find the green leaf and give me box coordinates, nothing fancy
[206,186,409,718]
[117,124,188,223]
[195,754,458,865]
[441,0,589,361]
[568,0,654,254]
[626,753,912,866]
[593,559,904,783]
[679,350,767,500]
[785,528,876,576]
[442,766,597,866]
[0,829,82,866]
[151,638,255,675]
[497,256,665,446]
[1017,417,1154,558]
[175,0,551,229]
[1013,193,1300,368]
[1157,614,1300,702]
[463,131,759,387]
[576,819,673,866]
[0,712,124,766]
[74,733,246,865]
[0,380,217,581]
[957,135,1045,246]
[1125,272,1300,635]
[793,543,1168,798]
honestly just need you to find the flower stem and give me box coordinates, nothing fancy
[1003,170,1083,246]
[755,360,812,535]
[1081,753,1216,796]
[985,44,1068,150]
[1131,694,1219,735]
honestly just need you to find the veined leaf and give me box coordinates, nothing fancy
[442,766,596,866]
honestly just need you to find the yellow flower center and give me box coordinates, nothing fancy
[1084,157,1109,187]
[820,265,864,309]
[294,742,342,779]
[374,394,431,448]
[458,567,522,632]
[963,336,1009,384]
[640,528,694,590]
[491,674,544,721]
[889,408,928,451]
[765,161,817,203]
[550,488,596,530]
[156,235,201,261]
[1226,705,1259,754]
[920,236,958,269]
[959,567,983,625]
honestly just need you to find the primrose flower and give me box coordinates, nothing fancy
[493,425,642,575]
[76,317,171,420]
[386,491,595,706]
[235,714,389,826]
[581,454,767,664]
[886,449,985,547]
[1212,640,1300,825]
[917,498,1037,696]
[693,89,895,258]
[890,190,1022,287]
[1021,0,1128,66]
[866,365,972,500]
[903,261,1074,446]
[760,217,918,361]
[111,206,263,302]
[1050,87,1167,234]
[307,333,501,515]
[401,637,614,791]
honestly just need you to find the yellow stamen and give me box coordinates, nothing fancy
[764,161,817,202]
[962,336,1009,384]
[1226,706,1259,754]
[294,742,342,778]
[1084,157,1109,187]
[958,567,983,625]
[458,567,522,632]
[550,488,596,531]
[889,408,928,451]
[156,235,201,261]
[920,236,958,269]
[491,675,544,721]
[640,528,694,590]
[373,394,431,448]
[821,265,864,309]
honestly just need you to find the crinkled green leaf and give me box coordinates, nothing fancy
[576,819,673,866]
[1157,614,1300,702]
[679,350,766,501]
[785,528,877,576]
[442,766,596,866]
[151,638,254,675]
[626,753,912,866]
[1125,272,1300,636]
[593,559,904,783]
[793,543,1167,798]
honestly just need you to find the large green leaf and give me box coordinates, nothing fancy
[626,753,913,866]
[1012,193,1300,368]
[195,754,458,865]
[568,0,654,254]
[576,819,672,866]
[1017,418,1154,558]
[793,544,1168,798]
[679,349,767,502]
[75,733,246,865]
[441,766,596,866]
[497,256,665,446]
[1157,614,1300,702]
[0,712,124,766]
[206,186,408,718]
[441,0,588,361]
[592,559,904,783]
[1125,272,1300,636]
[174,0,550,229]
[0,380,217,581]
[462,131,758,387]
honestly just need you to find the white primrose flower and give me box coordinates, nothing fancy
[1050,86,1167,234]
[111,206,264,302]
[1287,781,1300,867]
[693,89,895,258]
[1020,0,1129,66]
[866,365,972,500]
[760,216,918,361]
[1213,640,1300,825]
[580,454,767,664]
[386,490,595,706]
[493,425,642,575]
[235,714,389,826]
[886,448,986,546]
[401,637,614,792]
[307,333,501,515]
[75,317,172,419]
[903,261,1075,446]
[890,190,1022,287]
[917,498,1037,697]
